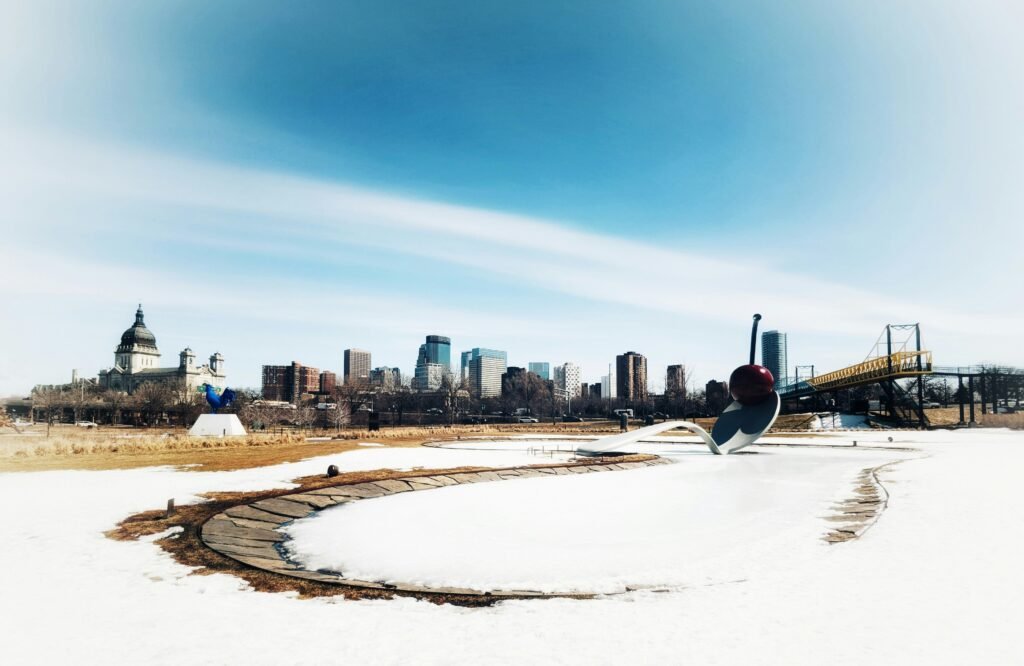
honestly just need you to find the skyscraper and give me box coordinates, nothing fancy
[414,335,451,391]
[666,364,686,395]
[554,362,581,397]
[761,330,788,386]
[461,351,472,381]
[528,362,550,381]
[466,348,507,398]
[616,351,648,401]
[343,348,371,384]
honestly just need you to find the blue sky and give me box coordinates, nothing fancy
[1,1,1022,395]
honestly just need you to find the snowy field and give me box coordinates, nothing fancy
[2,430,1022,665]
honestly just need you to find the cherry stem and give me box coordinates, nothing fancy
[749,314,762,365]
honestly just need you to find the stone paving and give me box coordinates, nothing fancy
[200,458,672,598]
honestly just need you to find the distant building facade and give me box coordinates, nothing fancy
[616,352,648,401]
[96,305,226,394]
[369,366,403,391]
[319,371,337,395]
[528,362,550,381]
[705,379,730,414]
[262,361,321,403]
[761,330,788,386]
[501,366,526,397]
[554,362,582,398]
[590,382,602,399]
[414,335,451,391]
[467,348,507,398]
[343,349,371,384]
[666,364,686,395]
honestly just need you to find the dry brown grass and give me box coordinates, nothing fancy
[107,455,655,605]
[0,422,626,473]
[979,413,1024,429]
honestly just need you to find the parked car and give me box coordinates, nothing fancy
[515,416,539,423]
[75,421,98,428]
[562,415,583,422]
[921,402,940,408]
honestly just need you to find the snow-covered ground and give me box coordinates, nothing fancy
[284,446,912,594]
[1,430,1022,665]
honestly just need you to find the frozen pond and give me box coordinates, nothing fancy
[284,443,915,593]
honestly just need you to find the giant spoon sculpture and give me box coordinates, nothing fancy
[579,314,781,456]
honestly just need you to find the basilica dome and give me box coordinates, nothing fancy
[118,305,158,350]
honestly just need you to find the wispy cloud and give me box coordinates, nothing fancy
[5,127,1014,337]
[2,126,1022,393]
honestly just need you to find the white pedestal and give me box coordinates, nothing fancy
[189,414,247,437]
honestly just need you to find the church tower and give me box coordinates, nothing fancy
[115,304,161,373]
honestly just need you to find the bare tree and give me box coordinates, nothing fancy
[101,389,129,425]
[439,373,470,424]
[172,386,206,426]
[134,382,174,426]
[331,381,373,430]
[30,386,63,436]
[293,397,318,432]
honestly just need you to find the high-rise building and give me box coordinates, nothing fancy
[761,330,788,386]
[343,349,371,384]
[467,348,507,398]
[705,379,730,414]
[554,362,581,398]
[580,383,590,398]
[369,366,402,391]
[616,352,648,401]
[601,373,615,400]
[319,371,337,395]
[528,362,550,381]
[501,366,526,397]
[460,351,472,381]
[666,365,686,395]
[414,335,451,391]
[590,382,602,399]
[262,361,321,403]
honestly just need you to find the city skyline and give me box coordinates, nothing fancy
[2,3,1022,396]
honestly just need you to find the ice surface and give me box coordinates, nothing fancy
[284,447,911,593]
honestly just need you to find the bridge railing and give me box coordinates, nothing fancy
[803,351,932,392]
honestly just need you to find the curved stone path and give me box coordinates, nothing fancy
[201,457,672,598]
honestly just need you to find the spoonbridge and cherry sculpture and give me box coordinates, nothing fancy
[579,314,780,457]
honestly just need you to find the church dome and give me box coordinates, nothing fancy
[118,305,158,350]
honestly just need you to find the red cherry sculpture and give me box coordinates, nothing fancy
[729,364,774,405]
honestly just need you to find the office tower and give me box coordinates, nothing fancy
[554,362,581,397]
[343,348,371,384]
[414,335,452,391]
[705,379,730,414]
[369,366,402,391]
[501,366,525,396]
[261,361,320,403]
[666,364,686,395]
[616,351,648,401]
[466,348,508,398]
[528,362,550,381]
[461,351,472,381]
[761,330,788,386]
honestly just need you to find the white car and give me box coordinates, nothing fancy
[75,421,98,428]
[515,417,539,423]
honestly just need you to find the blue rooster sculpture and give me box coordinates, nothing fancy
[202,383,236,414]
